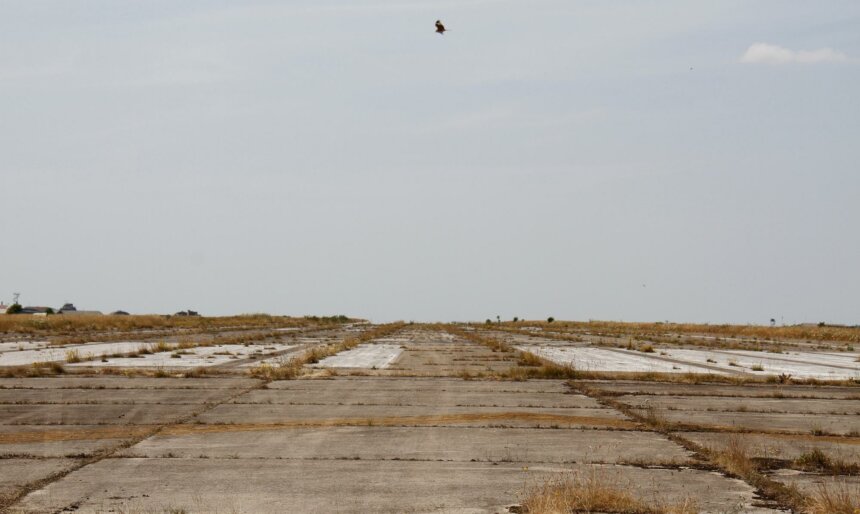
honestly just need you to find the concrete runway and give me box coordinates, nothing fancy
[3,327,859,512]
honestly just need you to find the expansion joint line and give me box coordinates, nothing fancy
[1,380,268,514]
[566,381,807,513]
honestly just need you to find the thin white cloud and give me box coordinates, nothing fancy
[740,43,849,65]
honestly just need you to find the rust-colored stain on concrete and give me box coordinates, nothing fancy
[0,426,155,444]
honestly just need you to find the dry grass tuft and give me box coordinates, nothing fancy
[64,349,83,363]
[517,352,544,367]
[710,436,757,478]
[804,481,860,514]
[0,361,65,377]
[182,367,209,378]
[794,449,860,475]
[698,435,806,510]
[503,362,581,380]
[520,470,696,514]
[249,358,303,380]
[151,341,174,353]
[641,405,670,432]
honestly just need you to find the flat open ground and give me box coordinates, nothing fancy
[1,320,859,513]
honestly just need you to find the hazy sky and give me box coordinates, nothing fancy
[1,1,858,324]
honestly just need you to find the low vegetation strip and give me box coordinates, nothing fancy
[805,482,860,514]
[792,448,860,475]
[0,361,66,378]
[0,313,356,337]
[162,412,637,436]
[0,426,156,445]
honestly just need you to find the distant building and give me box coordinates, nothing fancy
[55,303,101,316]
[58,303,77,313]
[0,303,8,314]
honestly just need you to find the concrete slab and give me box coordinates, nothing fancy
[237,346,311,367]
[617,395,860,415]
[662,349,860,380]
[516,346,722,374]
[0,377,261,390]
[0,425,153,448]
[0,342,50,354]
[197,404,631,429]
[633,408,860,435]
[1,404,192,426]
[120,426,692,464]
[0,437,119,458]
[0,388,235,405]
[232,388,602,409]
[313,343,403,369]
[266,377,571,394]
[584,381,860,399]
[386,341,518,374]
[678,432,860,463]
[12,459,775,513]
[67,343,299,368]
[726,349,860,370]
[769,469,860,497]
[0,458,79,499]
[0,342,148,366]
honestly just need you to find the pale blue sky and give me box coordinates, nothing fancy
[1,1,858,323]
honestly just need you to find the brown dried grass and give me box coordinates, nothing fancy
[0,314,352,338]
[520,469,697,514]
[710,436,758,478]
[0,361,65,377]
[162,412,636,436]
[804,481,860,514]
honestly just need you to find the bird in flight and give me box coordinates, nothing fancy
[435,20,446,34]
